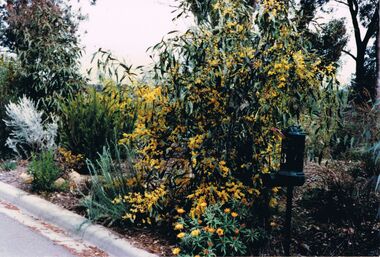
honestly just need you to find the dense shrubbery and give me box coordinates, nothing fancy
[118,0,338,218]
[60,82,136,162]
[0,0,84,111]
[0,0,377,256]
[82,0,343,255]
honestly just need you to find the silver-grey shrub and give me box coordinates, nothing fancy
[3,96,58,156]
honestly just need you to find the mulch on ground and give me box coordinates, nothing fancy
[0,160,379,256]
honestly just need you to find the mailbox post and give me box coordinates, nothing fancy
[262,126,306,256]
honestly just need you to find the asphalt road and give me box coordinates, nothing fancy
[0,212,76,257]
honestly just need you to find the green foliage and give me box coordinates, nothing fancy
[82,145,134,225]
[28,150,61,191]
[59,84,136,162]
[0,0,84,111]
[0,160,17,171]
[331,103,379,159]
[175,202,265,257]
[0,55,19,155]
[369,140,380,172]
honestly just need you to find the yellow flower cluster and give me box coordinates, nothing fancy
[186,181,254,218]
[117,185,167,223]
[188,134,205,150]
[263,0,285,16]
[218,160,230,177]
[57,147,84,171]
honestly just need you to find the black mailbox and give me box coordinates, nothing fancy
[262,126,306,187]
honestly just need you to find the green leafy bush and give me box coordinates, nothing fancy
[59,85,136,162]
[1,0,84,111]
[174,201,265,257]
[331,103,380,159]
[28,150,61,191]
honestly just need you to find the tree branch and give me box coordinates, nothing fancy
[347,0,362,48]
[363,4,379,47]
[342,49,357,60]
[334,0,349,7]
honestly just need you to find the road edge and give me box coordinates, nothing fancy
[0,181,158,257]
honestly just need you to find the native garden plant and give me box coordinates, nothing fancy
[0,0,378,256]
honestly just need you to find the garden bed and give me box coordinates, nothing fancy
[0,160,378,256]
[0,160,175,256]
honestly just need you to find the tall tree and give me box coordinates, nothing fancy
[297,0,348,67]
[339,0,379,103]
[0,0,84,111]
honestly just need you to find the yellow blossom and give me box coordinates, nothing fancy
[172,247,181,255]
[326,64,335,73]
[224,208,231,213]
[112,197,121,204]
[231,212,238,218]
[174,223,184,230]
[177,208,186,214]
[191,229,201,237]
[209,59,219,66]
[216,228,224,236]
[212,2,220,10]
[177,232,186,239]
[269,198,278,208]
[208,227,215,234]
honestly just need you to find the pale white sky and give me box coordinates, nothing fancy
[77,0,190,78]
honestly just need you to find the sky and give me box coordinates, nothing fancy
[77,0,191,78]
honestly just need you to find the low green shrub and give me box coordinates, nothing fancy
[174,201,266,257]
[28,150,61,191]
[59,84,136,163]
[0,160,17,171]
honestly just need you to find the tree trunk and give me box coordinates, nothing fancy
[347,0,379,104]
[354,45,370,103]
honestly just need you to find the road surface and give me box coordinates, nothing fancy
[0,211,76,257]
[0,200,107,257]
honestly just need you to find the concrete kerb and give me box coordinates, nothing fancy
[0,181,158,257]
